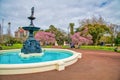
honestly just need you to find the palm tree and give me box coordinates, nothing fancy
[69,23,75,35]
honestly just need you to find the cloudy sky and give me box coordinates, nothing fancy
[0,0,120,35]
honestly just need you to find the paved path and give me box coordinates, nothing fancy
[1,49,120,80]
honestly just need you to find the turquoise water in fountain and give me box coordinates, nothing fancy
[0,50,73,64]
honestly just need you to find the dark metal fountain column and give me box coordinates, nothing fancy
[21,7,42,54]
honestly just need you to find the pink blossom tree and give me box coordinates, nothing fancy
[35,31,55,45]
[71,32,93,45]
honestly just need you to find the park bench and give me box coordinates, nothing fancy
[105,44,111,46]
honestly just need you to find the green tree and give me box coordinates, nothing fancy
[88,24,111,45]
[115,32,120,46]
[99,36,112,44]
[45,25,57,33]
[77,16,112,45]
[45,25,66,45]
[69,23,74,35]
[108,24,119,45]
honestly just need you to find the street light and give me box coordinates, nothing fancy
[67,26,70,44]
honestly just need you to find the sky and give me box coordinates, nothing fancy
[0,0,120,36]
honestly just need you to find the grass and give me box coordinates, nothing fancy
[62,45,70,49]
[1,44,23,50]
[80,45,115,51]
[1,44,53,50]
[61,45,115,51]
[0,43,116,52]
[42,45,52,48]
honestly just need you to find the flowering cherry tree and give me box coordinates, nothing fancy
[35,31,55,45]
[71,32,93,45]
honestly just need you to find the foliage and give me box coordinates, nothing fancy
[109,24,120,42]
[71,32,93,45]
[79,16,105,26]
[45,25,58,33]
[76,16,112,45]
[3,37,22,46]
[117,32,120,38]
[88,24,111,45]
[35,31,55,45]
[45,25,66,45]
[99,36,112,44]
[115,32,120,46]
[69,23,74,35]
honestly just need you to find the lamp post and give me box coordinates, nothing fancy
[67,26,70,44]
[0,19,4,43]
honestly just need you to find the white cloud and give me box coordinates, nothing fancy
[0,0,120,36]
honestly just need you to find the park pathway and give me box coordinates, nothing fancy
[1,49,120,80]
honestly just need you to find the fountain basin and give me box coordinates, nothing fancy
[0,48,82,75]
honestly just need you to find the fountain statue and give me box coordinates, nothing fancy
[20,7,43,57]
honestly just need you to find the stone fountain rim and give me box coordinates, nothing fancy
[0,48,82,75]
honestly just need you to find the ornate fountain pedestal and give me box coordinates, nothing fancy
[20,7,43,58]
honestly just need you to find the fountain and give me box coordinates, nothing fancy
[20,7,43,58]
[0,7,82,75]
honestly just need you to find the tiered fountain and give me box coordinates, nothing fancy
[20,7,43,58]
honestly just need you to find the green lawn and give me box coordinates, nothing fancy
[80,45,115,51]
[1,44,22,50]
[62,45,115,51]
[0,44,116,52]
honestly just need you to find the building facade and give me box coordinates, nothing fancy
[15,27,28,42]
